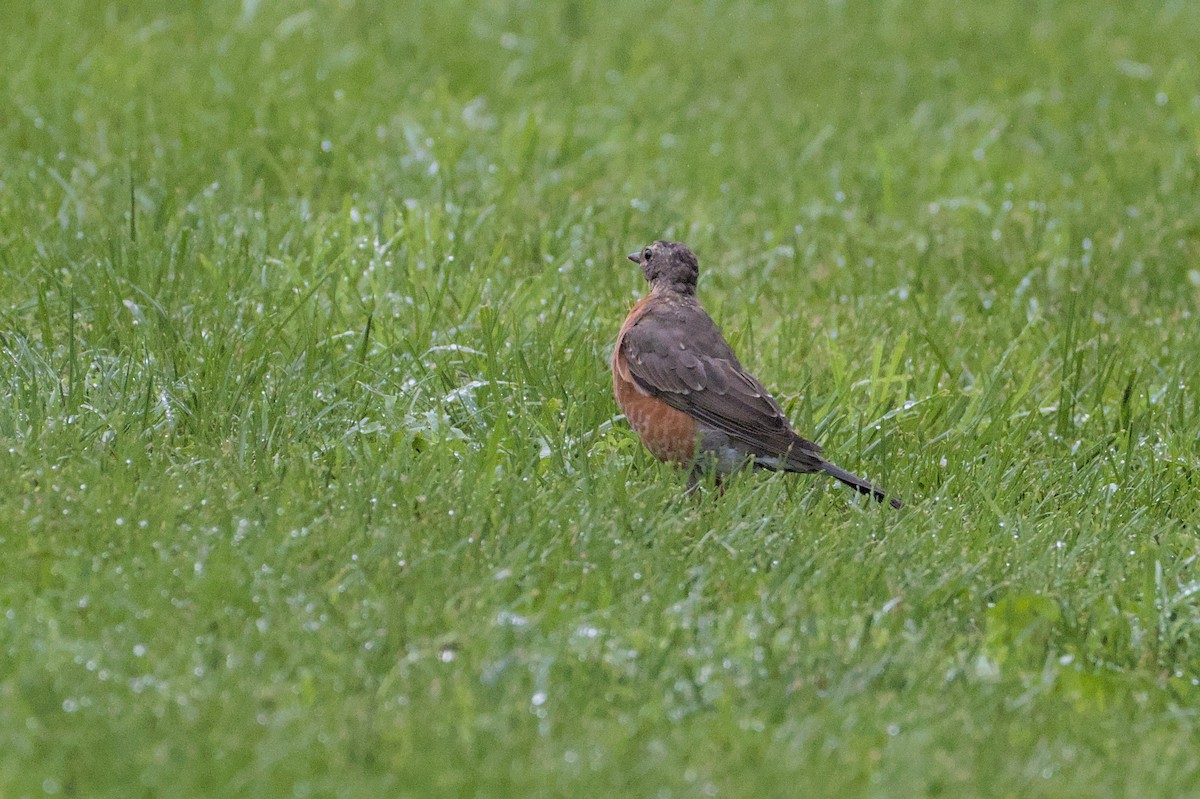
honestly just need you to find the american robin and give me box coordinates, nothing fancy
[612,240,902,508]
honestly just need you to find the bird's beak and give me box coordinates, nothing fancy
[627,251,642,264]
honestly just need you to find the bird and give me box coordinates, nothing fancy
[612,240,902,508]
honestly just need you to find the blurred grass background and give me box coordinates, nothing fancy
[3,0,1200,795]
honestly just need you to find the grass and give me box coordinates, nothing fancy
[3,0,1200,795]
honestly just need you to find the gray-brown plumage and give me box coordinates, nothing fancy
[614,240,902,508]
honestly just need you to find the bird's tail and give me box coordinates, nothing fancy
[819,460,902,509]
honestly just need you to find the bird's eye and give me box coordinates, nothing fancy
[643,248,653,262]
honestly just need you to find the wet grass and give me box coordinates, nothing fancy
[3,0,1200,795]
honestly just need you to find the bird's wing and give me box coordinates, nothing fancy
[618,298,823,464]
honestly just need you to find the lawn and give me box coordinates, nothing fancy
[3,0,1200,795]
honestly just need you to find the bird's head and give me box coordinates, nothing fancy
[627,240,699,295]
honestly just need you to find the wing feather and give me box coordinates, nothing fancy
[620,298,823,467]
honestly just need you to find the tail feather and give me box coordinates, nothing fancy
[818,460,903,509]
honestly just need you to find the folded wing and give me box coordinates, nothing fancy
[619,300,824,471]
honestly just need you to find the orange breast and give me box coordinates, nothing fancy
[612,298,698,465]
